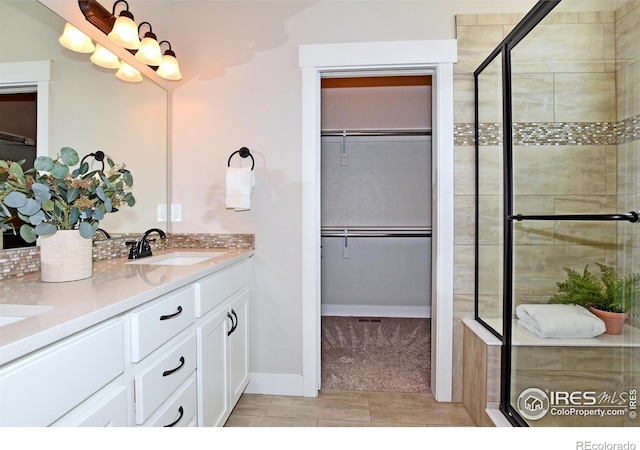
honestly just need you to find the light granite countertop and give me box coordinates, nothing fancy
[0,248,254,366]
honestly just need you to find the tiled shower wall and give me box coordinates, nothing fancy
[453,2,640,401]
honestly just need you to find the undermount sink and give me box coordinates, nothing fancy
[0,304,54,327]
[126,251,228,266]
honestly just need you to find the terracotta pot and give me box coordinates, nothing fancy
[589,306,628,335]
[39,230,93,283]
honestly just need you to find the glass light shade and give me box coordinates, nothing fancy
[90,44,120,69]
[115,61,143,83]
[135,36,163,66]
[156,54,183,81]
[58,23,95,53]
[108,15,140,50]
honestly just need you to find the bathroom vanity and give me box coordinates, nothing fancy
[0,248,254,427]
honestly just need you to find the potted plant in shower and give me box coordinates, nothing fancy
[0,147,135,282]
[548,263,640,335]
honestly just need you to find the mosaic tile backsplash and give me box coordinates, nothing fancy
[0,233,254,281]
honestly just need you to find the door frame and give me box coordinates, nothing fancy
[0,60,52,157]
[299,40,457,401]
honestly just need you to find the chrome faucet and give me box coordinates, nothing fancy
[126,228,167,259]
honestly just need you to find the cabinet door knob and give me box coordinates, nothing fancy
[164,406,184,427]
[162,356,185,377]
[160,305,183,321]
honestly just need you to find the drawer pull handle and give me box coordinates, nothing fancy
[163,356,185,377]
[164,406,184,427]
[160,305,183,321]
[227,312,235,336]
[231,309,238,333]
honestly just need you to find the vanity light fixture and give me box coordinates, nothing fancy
[58,23,95,53]
[107,0,140,50]
[79,0,182,81]
[116,60,143,83]
[156,41,183,81]
[90,43,120,69]
[135,22,163,67]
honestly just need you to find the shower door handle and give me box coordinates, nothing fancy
[508,211,640,223]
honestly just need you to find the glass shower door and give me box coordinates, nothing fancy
[507,0,640,426]
[475,51,505,337]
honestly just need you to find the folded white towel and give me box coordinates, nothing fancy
[515,304,606,338]
[225,167,254,211]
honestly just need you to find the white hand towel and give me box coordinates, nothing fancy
[226,167,254,211]
[515,304,606,338]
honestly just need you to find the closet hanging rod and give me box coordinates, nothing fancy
[0,131,35,145]
[321,128,432,137]
[508,212,640,223]
[321,232,432,238]
[321,226,431,231]
[321,227,432,238]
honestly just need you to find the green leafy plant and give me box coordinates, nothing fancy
[0,147,135,242]
[549,263,640,316]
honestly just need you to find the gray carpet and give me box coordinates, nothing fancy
[321,316,431,393]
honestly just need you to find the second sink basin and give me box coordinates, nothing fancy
[0,304,55,327]
[126,251,228,266]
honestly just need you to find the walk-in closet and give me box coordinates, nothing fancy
[320,75,433,393]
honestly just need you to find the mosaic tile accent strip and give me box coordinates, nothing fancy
[0,247,39,279]
[455,123,478,147]
[0,233,255,281]
[476,123,503,147]
[166,233,255,250]
[456,115,640,147]
[515,122,617,146]
[617,115,640,144]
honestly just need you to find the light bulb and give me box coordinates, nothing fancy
[135,35,163,66]
[157,53,182,80]
[90,44,120,70]
[115,61,143,83]
[58,23,95,53]
[108,13,140,50]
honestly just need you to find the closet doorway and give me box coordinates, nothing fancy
[320,75,433,393]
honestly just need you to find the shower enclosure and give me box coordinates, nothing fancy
[475,0,640,426]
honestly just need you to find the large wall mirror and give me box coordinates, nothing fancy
[0,0,168,249]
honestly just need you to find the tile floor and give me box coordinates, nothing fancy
[224,390,476,427]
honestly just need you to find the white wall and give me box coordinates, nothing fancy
[169,1,537,387]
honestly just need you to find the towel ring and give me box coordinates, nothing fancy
[227,147,255,170]
[80,151,106,171]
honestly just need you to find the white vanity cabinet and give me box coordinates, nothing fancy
[196,260,251,427]
[0,318,126,427]
[129,286,197,426]
[0,252,254,428]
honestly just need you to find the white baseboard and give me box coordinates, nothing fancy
[244,373,307,397]
[321,304,431,318]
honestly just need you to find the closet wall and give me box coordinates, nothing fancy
[320,76,433,318]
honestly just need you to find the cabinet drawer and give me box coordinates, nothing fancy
[196,260,250,317]
[53,385,128,427]
[143,373,197,427]
[0,319,124,426]
[134,332,197,424]
[131,286,196,362]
